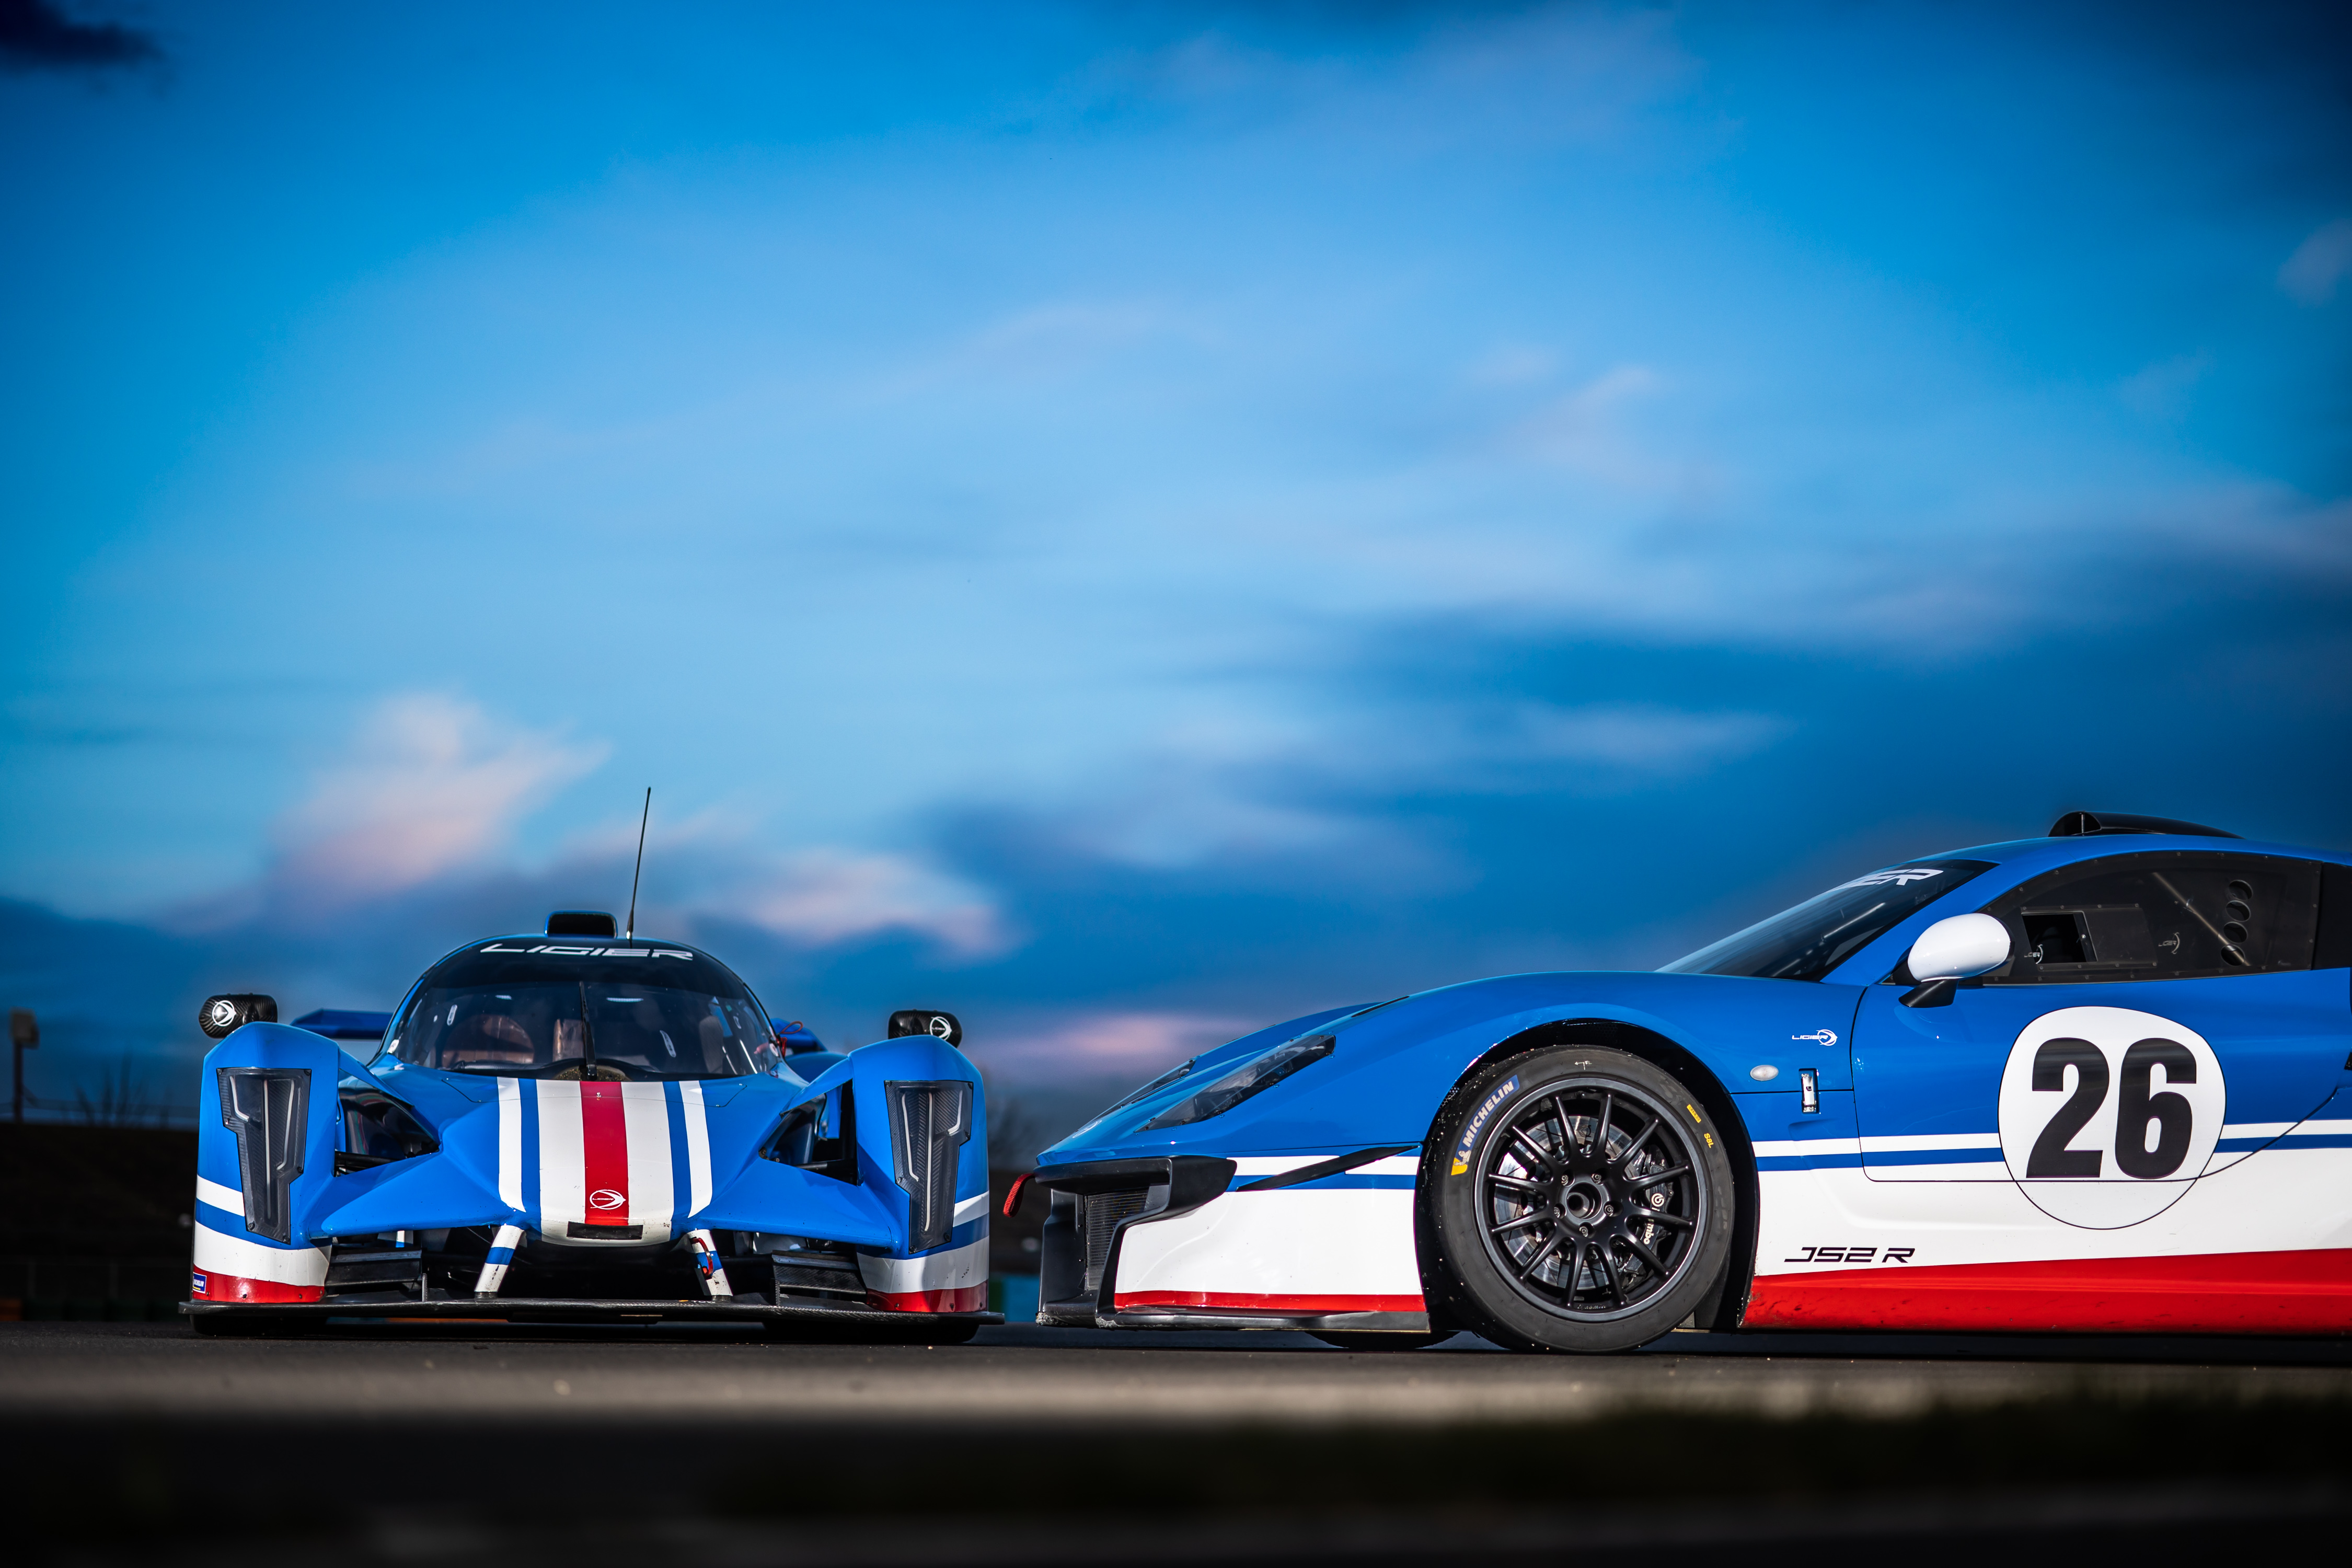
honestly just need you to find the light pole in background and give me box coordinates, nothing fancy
[10,1009,36,1124]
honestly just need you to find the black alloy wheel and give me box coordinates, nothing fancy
[1424,1044,1735,1353]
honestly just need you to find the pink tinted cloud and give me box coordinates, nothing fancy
[981,1009,1259,1081]
[740,848,1010,959]
[272,693,607,906]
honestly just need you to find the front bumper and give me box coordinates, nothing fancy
[1029,1155,1432,1333]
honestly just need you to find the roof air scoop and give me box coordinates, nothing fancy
[546,910,619,937]
[2047,811,2239,839]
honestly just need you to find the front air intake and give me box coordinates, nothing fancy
[217,1067,310,1243]
[1081,1187,1150,1295]
[885,1080,973,1252]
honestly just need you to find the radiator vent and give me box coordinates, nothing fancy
[218,1067,310,1244]
[886,1080,974,1252]
[1081,1187,1150,1295]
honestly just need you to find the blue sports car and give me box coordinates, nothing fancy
[1020,812,2352,1352]
[186,911,992,1339]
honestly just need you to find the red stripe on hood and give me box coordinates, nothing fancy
[580,1081,629,1224]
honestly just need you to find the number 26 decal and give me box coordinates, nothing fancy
[1998,1007,2224,1230]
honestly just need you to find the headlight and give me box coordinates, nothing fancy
[1143,1032,1335,1130]
[1068,1055,1197,1140]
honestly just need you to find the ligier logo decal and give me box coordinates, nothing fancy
[479,944,696,959]
[1451,1074,1520,1175]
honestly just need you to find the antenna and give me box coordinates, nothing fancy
[624,788,651,941]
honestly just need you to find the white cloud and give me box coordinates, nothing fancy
[171,697,1017,959]
[1062,5,1700,156]
[1012,695,1789,876]
[2278,218,2352,306]
[881,299,1208,393]
[272,693,606,905]
[1506,702,1789,773]
[981,1009,1259,1079]
[738,848,1010,959]
[1463,343,1562,389]
[1508,363,1666,472]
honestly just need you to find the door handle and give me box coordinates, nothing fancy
[1800,1068,1820,1115]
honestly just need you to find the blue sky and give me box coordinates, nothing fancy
[3,2,2347,1144]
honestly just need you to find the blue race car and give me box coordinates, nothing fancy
[1021,812,2352,1352]
[186,912,992,1339]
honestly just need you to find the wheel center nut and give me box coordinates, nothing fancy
[1560,1175,1610,1224]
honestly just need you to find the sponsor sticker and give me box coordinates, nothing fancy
[190,1271,208,1297]
[1451,1074,1519,1175]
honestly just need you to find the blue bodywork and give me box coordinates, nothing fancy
[199,1024,982,1249]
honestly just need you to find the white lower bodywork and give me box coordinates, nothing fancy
[857,1230,989,1295]
[1110,1157,1424,1312]
[192,1221,330,1287]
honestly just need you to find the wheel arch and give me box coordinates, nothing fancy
[1411,1017,1759,1333]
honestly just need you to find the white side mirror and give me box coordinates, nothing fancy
[1903,912,2012,998]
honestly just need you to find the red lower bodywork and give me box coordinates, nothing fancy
[1113,1290,1426,1314]
[1745,1247,2352,1333]
[867,1284,988,1313]
[189,1270,325,1305]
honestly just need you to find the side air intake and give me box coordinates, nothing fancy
[885,1080,973,1253]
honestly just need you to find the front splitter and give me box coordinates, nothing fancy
[182,1298,1001,1328]
[1036,1300,1429,1333]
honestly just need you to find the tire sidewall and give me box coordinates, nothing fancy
[1424,1043,1736,1353]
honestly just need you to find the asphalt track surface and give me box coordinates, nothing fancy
[7,1319,2351,1564]
[9,1318,2352,1423]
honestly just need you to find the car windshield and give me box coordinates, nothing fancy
[385,941,782,1079]
[1659,859,1994,982]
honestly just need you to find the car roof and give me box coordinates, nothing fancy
[1927,833,2352,877]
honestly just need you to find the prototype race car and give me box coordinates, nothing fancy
[185,912,991,1339]
[1021,812,2352,1351]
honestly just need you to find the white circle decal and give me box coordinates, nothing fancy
[1997,1006,2226,1230]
